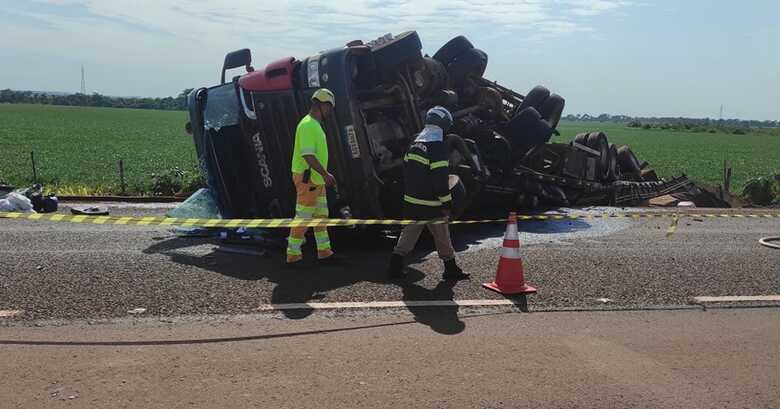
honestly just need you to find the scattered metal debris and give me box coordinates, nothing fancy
[70,206,110,216]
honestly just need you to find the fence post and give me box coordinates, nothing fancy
[119,159,126,195]
[30,151,37,183]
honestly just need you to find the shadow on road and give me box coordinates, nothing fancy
[141,230,486,334]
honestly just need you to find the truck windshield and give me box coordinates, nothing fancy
[203,84,239,131]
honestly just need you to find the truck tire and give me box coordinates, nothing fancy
[586,131,609,180]
[573,132,588,145]
[517,85,550,114]
[447,48,488,88]
[616,145,642,176]
[507,107,554,157]
[422,57,449,94]
[540,93,565,129]
[433,36,474,65]
[605,143,619,182]
[371,31,423,78]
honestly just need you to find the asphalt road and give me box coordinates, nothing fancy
[1,204,779,322]
[2,309,779,409]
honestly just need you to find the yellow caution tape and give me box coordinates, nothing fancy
[0,211,778,228]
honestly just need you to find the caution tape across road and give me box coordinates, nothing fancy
[0,211,778,229]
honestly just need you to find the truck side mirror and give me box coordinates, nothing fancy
[221,48,253,84]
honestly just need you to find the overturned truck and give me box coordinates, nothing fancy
[187,32,693,220]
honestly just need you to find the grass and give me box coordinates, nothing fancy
[0,104,195,195]
[0,104,777,195]
[555,120,780,190]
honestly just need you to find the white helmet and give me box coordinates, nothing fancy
[311,88,335,107]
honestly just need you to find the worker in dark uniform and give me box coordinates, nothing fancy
[386,106,469,281]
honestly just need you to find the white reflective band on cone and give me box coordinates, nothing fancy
[500,247,522,259]
[504,221,518,240]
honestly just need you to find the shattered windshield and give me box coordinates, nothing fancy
[203,84,239,131]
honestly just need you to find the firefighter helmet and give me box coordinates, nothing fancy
[425,106,453,132]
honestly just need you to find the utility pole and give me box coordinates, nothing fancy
[81,65,86,94]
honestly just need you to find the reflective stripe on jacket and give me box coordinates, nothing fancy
[402,135,451,220]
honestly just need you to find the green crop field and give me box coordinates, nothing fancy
[0,104,195,195]
[0,104,777,195]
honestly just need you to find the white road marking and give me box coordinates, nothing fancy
[693,295,780,303]
[256,299,521,311]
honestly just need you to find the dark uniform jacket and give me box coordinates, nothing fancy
[402,127,452,220]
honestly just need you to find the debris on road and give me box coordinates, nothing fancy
[0,192,35,213]
[0,309,24,318]
[24,184,59,213]
[166,188,222,219]
[648,195,679,207]
[70,206,110,216]
[127,308,147,315]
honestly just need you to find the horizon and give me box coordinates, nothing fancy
[4,89,777,123]
[1,1,778,121]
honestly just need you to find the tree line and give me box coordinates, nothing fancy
[0,88,194,111]
[564,113,779,129]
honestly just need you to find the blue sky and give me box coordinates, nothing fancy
[1,0,777,120]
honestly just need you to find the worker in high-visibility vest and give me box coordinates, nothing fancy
[386,106,469,281]
[286,88,341,266]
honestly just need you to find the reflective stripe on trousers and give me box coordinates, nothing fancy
[287,172,333,262]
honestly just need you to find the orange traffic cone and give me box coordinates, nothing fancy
[483,212,537,295]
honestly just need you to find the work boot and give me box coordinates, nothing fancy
[386,253,407,280]
[442,259,470,281]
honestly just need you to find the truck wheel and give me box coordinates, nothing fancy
[605,144,619,182]
[540,93,565,129]
[433,36,474,65]
[586,131,609,180]
[422,58,449,94]
[517,85,550,114]
[447,48,488,88]
[616,145,642,176]
[573,132,588,145]
[508,107,553,157]
[371,31,423,78]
